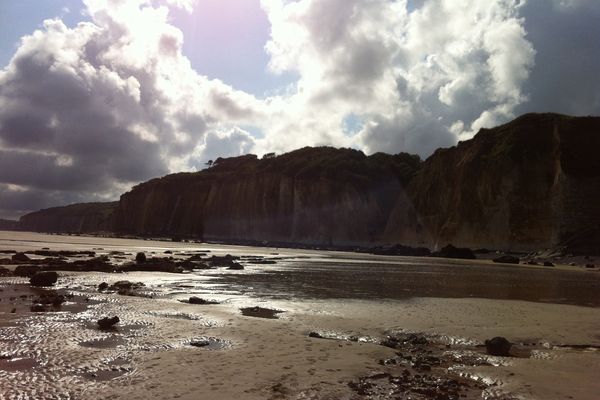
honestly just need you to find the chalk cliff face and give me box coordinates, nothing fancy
[113,147,421,245]
[19,202,117,233]
[385,113,600,252]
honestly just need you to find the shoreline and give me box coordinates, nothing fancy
[1,229,597,273]
[1,271,599,399]
[0,233,599,399]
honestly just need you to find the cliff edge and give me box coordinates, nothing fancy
[386,113,600,253]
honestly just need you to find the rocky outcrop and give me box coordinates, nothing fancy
[10,114,600,254]
[385,113,600,253]
[19,202,117,233]
[113,147,421,246]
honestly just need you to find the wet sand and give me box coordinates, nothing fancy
[0,231,599,399]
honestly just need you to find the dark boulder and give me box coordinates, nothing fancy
[485,337,512,356]
[108,280,145,295]
[135,252,147,263]
[15,265,39,277]
[98,316,120,329]
[543,261,555,267]
[30,303,47,312]
[369,244,431,257]
[227,262,244,270]
[30,271,58,287]
[585,263,595,269]
[98,282,109,291]
[122,257,186,273]
[189,340,210,347]
[0,266,12,276]
[432,244,476,260]
[11,252,30,262]
[493,255,520,264]
[188,296,219,305]
[33,292,65,308]
[207,254,240,268]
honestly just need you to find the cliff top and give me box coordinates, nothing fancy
[20,202,118,222]
[128,146,423,194]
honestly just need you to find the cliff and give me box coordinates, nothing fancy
[15,114,600,253]
[0,219,20,231]
[113,147,421,245]
[385,113,600,253]
[19,202,118,233]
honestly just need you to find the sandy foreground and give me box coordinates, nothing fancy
[0,233,599,399]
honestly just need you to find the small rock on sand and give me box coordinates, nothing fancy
[135,252,147,263]
[493,255,520,264]
[30,271,58,287]
[188,296,219,305]
[11,252,30,262]
[543,261,555,267]
[189,340,210,347]
[485,336,512,356]
[98,316,120,329]
[15,265,39,277]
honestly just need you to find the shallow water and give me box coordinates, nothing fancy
[1,230,599,307]
[1,232,599,399]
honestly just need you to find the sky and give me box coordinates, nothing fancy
[0,0,599,219]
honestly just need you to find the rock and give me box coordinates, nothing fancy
[28,250,96,258]
[493,255,520,264]
[585,263,595,269]
[135,252,147,263]
[11,252,30,262]
[526,260,539,265]
[0,267,11,276]
[485,337,512,356]
[33,292,66,307]
[98,316,120,329]
[308,331,324,339]
[14,265,39,277]
[30,271,58,287]
[189,340,210,347]
[188,296,219,305]
[98,282,109,291]
[121,257,187,273]
[30,303,47,312]
[369,244,431,257]
[569,262,577,266]
[108,280,145,295]
[164,250,173,254]
[543,261,554,267]
[227,262,244,270]
[112,280,135,290]
[431,244,476,260]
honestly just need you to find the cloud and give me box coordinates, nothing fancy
[516,0,600,115]
[1,0,599,218]
[258,0,537,155]
[0,0,263,218]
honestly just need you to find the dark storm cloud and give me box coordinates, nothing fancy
[0,183,108,220]
[2,0,600,219]
[0,1,265,218]
[517,0,600,115]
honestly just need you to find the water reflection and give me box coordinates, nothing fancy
[213,260,600,307]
